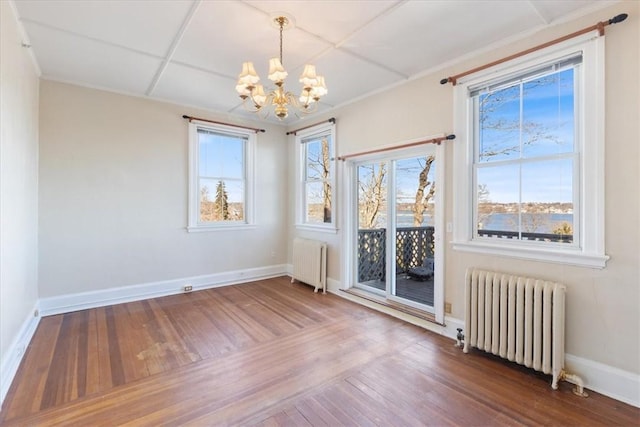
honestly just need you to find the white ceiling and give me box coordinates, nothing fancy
[12,0,617,124]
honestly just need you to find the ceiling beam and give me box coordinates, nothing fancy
[145,0,201,96]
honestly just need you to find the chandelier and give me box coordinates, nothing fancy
[235,14,328,120]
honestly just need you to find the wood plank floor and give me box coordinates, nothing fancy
[1,276,638,426]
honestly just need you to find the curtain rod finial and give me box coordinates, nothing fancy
[609,13,628,25]
[440,78,450,85]
[446,134,456,140]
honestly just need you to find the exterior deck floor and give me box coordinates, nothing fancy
[359,274,434,306]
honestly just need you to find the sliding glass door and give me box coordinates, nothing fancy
[356,162,388,295]
[353,146,443,318]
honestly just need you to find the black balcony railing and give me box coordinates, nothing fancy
[477,229,573,243]
[358,226,434,282]
[357,227,572,283]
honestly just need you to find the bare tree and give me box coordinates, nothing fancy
[200,185,214,221]
[411,156,435,227]
[307,137,332,223]
[478,75,565,158]
[476,183,492,229]
[358,163,387,229]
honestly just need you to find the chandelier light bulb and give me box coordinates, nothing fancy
[312,76,328,98]
[299,64,318,89]
[237,62,260,87]
[267,58,288,83]
[252,84,267,107]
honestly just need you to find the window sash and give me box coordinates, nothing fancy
[188,122,255,231]
[296,124,336,230]
[470,60,579,247]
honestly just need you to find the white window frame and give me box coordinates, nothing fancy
[452,34,608,268]
[187,121,256,232]
[295,122,337,232]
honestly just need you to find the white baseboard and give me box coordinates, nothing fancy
[39,264,288,316]
[565,353,640,407]
[328,281,639,408]
[327,277,341,294]
[1,301,41,408]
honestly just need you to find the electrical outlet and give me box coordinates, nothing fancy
[183,285,193,292]
[444,302,452,314]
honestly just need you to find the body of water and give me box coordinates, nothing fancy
[480,213,572,233]
[395,211,572,233]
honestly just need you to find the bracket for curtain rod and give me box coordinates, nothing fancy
[440,13,629,86]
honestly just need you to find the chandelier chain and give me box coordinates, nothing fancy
[279,18,284,66]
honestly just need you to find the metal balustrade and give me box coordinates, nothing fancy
[358,227,434,282]
[357,227,572,283]
[477,229,573,243]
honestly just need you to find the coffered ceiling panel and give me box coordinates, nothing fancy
[14,0,192,56]
[151,62,240,114]
[11,0,617,124]
[22,22,162,94]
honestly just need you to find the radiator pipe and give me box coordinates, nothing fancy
[558,370,589,397]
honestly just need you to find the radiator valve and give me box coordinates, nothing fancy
[456,328,465,347]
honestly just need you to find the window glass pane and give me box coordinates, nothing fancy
[395,156,436,227]
[224,180,245,221]
[198,130,245,179]
[522,69,574,158]
[478,85,521,163]
[358,163,387,229]
[301,131,333,226]
[306,182,331,223]
[521,158,573,239]
[305,140,322,180]
[199,178,244,222]
[304,135,331,181]
[476,164,519,235]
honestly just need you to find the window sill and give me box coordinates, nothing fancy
[452,240,609,269]
[295,224,338,234]
[187,224,257,233]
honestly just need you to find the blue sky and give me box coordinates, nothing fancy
[198,131,245,203]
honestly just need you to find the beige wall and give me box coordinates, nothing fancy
[38,81,289,297]
[0,0,40,387]
[291,1,639,376]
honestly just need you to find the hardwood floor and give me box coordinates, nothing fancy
[1,276,638,426]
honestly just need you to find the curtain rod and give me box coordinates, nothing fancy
[182,115,266,133]
[286,117,336,136]
[338,134,455,161]
[440,13,628,86]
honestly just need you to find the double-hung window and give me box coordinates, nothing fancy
[187,122,255,231]
[296,123,336,231]
[453,36,608,268]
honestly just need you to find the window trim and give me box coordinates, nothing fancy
[187,120,256,232]
[295,122,337,233]
[452,33,608,268]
